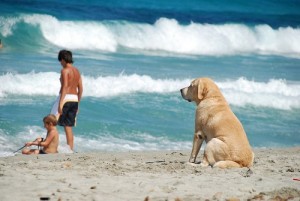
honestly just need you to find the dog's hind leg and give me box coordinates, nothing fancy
[203,138,231,167]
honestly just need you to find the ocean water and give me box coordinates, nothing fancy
[0,0,300,157]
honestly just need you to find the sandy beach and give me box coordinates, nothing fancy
[0,147,300,201]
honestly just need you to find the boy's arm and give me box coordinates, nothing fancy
[78,75,83,102]
[25,138,42,146]
[59,69,69,114]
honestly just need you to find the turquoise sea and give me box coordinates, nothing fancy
[0,0,300,156]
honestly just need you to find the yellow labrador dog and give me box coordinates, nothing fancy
[180,77,254,168]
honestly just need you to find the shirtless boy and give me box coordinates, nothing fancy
[22,114,59,155]
[57,50,83,150]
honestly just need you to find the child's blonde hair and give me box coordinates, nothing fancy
[43,114,58,126]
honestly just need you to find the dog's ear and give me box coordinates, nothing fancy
[198,79,204,100]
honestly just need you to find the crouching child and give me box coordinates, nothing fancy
[22,114,59,155]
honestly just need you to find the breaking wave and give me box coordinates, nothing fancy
[1,14,300,57]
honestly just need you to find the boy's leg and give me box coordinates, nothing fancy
[22,149,40,155]
[64,126,74,150]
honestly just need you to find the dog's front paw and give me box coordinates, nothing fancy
[189,157,196,163]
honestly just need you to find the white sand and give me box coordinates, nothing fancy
[0,147,300,201]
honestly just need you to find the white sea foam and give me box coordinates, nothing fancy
[1,14,300,57]
[0,126,191,157]
[217,78,300,110]
[0,72,190,97]
[74,132,191,152]
[0,72,299,110]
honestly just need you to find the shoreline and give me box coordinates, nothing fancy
[0,147,300,201]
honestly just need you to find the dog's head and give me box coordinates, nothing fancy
[180,77,218,104]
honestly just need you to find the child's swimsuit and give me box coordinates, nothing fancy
[39,150,47,154]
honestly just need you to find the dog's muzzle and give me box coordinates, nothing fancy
[180,88,185,98]
[180,88,191,102]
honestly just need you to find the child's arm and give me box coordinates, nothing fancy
[25,138,41,146]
